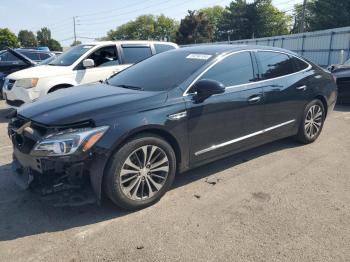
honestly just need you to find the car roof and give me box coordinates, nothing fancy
[15,48,52,54]
[82,40,178,47]
[177,44,299,57]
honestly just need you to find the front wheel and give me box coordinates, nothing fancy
[105,134,176,210]
[295,99,325,144]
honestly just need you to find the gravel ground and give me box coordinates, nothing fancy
[0,100,349,262]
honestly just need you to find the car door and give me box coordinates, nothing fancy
[254,51,313,134]
[185,51,265,163]
[75,45,122,84]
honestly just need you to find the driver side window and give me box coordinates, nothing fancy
[87,45,119,67]
[199,51,256,87]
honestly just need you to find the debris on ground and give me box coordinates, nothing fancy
[194,194,201,199]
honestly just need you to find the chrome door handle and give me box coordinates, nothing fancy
[296,85,307,91]
[248,95,261,104]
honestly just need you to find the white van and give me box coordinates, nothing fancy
[3,41,178,107]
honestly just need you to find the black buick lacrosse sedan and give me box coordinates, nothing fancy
[8,45,337,210]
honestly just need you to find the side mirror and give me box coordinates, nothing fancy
[83,59,95,68]
[193,79,225,102]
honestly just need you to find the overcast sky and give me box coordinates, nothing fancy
[0,0,302,46]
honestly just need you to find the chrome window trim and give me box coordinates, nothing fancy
[194,119,296,156]
[183,49,312,96]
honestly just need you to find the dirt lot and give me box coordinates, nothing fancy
[0,99,349,262]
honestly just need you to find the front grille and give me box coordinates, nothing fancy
[6,99,24,107]
[6,79,15,90]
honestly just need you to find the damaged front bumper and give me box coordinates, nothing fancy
[8,115,110,205]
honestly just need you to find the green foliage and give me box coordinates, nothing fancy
[0,28,19,50]
[106,14,179,42]
[218,0,291,41]
[36,27,61,51]
[176,10,214,44]
[18,30,37,48]
[71,40,82,47]
[293,0,350,32]
[199,6,225,41]
[37,27,52,46]
[48,39,62,51]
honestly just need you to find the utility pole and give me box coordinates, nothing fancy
[299,0,307,33]
[73,16,77,45]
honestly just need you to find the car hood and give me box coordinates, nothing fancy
[7,65,70,79]
[18,83,168,126]
[7,48,36,66]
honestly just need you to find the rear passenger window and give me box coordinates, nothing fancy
[257,52,294,80]
[39,53,51,60]
[291,56,309,72]
[154,44,175,54]
[122,46,152,64]
[199,52,255,87]
[20,51,40,61]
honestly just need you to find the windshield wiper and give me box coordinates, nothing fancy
[117,85,143,91]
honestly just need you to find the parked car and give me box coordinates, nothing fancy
[8,45,337,210]
[3,41,178,107]
[328,59,350,103]
[0,48,55,97]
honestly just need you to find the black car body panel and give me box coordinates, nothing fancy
[330,67,350,103]
[8,45,337,203]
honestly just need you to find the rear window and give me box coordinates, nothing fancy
[20,51,40,61]
[291,56,309,72]
[154,44,176,54]
[39,53,51,60]
[122,46,152,64]
[257,51,295,80]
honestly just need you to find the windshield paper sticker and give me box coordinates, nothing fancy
[186,54,212,60]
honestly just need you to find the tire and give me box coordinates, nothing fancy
[295,99,326,144]
[105,134,176,210]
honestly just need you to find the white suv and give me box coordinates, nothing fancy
[3,41,178,107]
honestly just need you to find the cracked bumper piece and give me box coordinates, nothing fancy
[11,146,107,204]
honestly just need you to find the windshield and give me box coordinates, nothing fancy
[343,58,350,65]
[48,45,95,66]
[108,50,211,91]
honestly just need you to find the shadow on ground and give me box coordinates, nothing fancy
[0,138,300,241]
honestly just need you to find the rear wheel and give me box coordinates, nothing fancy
[105,134,176,210]
[295,99,325,144]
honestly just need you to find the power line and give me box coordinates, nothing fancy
[77,0,175,25]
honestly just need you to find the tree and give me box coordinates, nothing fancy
[176,10,214,44]
[0,28,19,50]
[37,27,52,46]
[200,6,225,41]
[48,39,62,51]
[293,0,350,32]
[106,14,178,42]
[218,0,290,41]
[71,40,82,47]
[18,30,37,48]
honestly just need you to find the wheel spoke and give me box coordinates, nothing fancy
[151,165,169,173]
[148,176,162,191]
[131,178,142,199]
[150,173,166,180]
[119,144,170,201]
[150,156,168,169]
[125,157,141,171]
[121,174,139,184]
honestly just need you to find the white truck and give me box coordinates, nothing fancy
[3,41,178,107]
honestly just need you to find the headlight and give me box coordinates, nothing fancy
[31,126,109,157]
[16,78,39,89]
